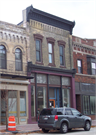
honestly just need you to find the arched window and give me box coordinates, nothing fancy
[0,45,6,69]
[15,48,22,71]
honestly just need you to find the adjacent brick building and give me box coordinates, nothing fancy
[72,35,96,120]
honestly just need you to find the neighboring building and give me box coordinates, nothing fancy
[0,21,33,125]
[20,5,76,123]
[72,35,96,120]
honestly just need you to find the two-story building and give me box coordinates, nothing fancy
[0,21,33,125]
[19,5,76,123]
[72,35,96,120]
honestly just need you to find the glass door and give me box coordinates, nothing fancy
[49,88,60,108]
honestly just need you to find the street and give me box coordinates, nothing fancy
[26,128,96,135]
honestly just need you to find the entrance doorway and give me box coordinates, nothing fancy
[49,88,60,108]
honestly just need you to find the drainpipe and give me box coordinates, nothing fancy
[68,35,73,70]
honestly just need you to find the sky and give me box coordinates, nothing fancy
[0,0,96,39]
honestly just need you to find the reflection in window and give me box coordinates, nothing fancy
[0,45,6,69]
[37,74,46,84]
[62,88,70,107]
[77,59,82,73]
[36,39,41,62]
[20,91,26,116]
[59,45,64,65]
[37,87,47,113]
[8,91,17,116]
[48,43,53,63]
[91,63,96,75]
[15,48,22,71]
[90,96,96,114]
[31,86,35,117]
[83,96,90,115]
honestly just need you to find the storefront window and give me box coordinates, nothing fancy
[90,96,96,114]
[49,75,60,85]
[37,87,47,113]
[31,73,35,83]
[37,74,46,84]
[62,88,70,107]
[20,91,26,116]
[83,96,90,115]
[1,91,6,117]
[31,86,35,117]
[62,77,70,86]
[8,91,17,116]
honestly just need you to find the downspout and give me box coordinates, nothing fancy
[68,35,73,70]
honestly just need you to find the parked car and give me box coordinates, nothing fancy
[38,107,91,133]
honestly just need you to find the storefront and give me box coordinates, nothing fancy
[27,62,76,123]
[75,82,96,120]
[0,75,33,125]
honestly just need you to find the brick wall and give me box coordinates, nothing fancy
[28,20,73,70]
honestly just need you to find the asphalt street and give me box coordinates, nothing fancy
[26,128,96,135]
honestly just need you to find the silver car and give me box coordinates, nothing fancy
[38,107,91,133]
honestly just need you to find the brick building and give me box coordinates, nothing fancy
[0,21,33,125]
[72,35,96,120]
[19,5,76,123]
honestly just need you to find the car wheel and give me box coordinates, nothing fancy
[84,121,91,131]
[42,128,49,133]
[60,122,68,133]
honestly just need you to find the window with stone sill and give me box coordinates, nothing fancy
[58,40,66,67]
[36,39,42,62]
[87,56,96,75]
[47,37,55,66]
[0,45,6,69]
[15,48,22,71]
[34,34,43,64]
[77,59,82,73]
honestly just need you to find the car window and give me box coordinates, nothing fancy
[40,109,56,115]
[56,108,64,115]
[71,109,80,116]
[56,112,63,115]
[65,109,72,115]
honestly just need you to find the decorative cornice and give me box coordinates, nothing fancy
[26,5,75,34]
[33,34,43,40]
[46,37,55,43]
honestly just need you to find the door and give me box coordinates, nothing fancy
[49,88,60,108]
[49,99,55,108]
[71,108,84,128]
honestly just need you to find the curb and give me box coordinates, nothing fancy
[0,129,41,135]
[0,126,96,134]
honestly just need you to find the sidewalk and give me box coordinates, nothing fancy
[0,120,96,134]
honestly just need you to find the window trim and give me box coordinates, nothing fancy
[0,45,7,69]
[15,48,22,71]
[46,37,55,67]
[58,40,66,68]
[83,95,96,115]
[77,59,82,73]
[34,34,44,65]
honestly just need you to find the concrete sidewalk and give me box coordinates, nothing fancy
[0,120,96,134]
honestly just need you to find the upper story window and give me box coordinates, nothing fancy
[15,48,22,71]
[36,39,41,62]
[48,43,53,63]
[58,40,66,67]
[91,62,96,75]
[47,37,55,66]
[77,59,82,73]
[59,45,64,65]
[34,34,43,64]
[87,56,96,75]
[0,45,6,69]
